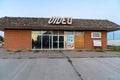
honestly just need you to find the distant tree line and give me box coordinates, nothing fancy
[0,36,4,42]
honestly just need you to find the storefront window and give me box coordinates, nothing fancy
[65,35,74,49]
[32,31,64,49]
[32,34,41,49]
[32,31,84,50]
[32,31,52,49]
[64,31,74,35]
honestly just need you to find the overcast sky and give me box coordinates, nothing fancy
[0,0,120,39]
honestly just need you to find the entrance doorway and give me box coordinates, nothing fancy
[53,36,58,49]
[59,36,64,48]
[32,34,64,50]
[42,35,52,49]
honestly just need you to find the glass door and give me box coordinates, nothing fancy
[42,35,49,49]
[59,36,64,49]
[53,36,58,49]
[42,35,52,49]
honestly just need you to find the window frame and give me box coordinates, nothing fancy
[91,32,101,38]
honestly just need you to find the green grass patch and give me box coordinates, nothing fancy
[108,46,120,52]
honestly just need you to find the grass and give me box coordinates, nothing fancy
[95,50,105,52]
[108,46,120,52]
[7,50,22,54]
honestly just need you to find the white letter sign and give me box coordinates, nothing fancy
[48,17,72,24]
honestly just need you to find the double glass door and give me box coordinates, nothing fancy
[53,36,64,49]
[32,35,64,49]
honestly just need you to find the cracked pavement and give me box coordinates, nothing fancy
[0,50,120,80]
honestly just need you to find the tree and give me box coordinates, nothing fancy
[0,36,4,42]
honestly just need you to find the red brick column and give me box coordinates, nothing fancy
[4,30,32,50]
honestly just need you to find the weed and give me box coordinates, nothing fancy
[95,50,105,52]
[59,50,62,52]
[7,50,12,52]
[7,50,22,53]
[33,50,40,53]
[28,50,32,52]
[98,56,104,58]
[29,57,36,59]
[14,50,22,53]
[8,52,13,54]
[17,57,22,59]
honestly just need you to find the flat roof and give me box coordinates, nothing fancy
[0,17,120,31]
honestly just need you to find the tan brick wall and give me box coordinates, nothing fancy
[4,30,32,50]
[84,31,107,50]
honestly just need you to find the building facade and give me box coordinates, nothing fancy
[0,17,120,50]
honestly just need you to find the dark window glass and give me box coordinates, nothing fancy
[53,36,58,48]
[59,36,64,48]
[32,35,41,49]
[42,35,49,49]
[59,36,64,41]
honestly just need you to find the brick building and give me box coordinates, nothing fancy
[0,17,120,50]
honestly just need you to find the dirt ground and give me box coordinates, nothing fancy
[0,48,120,59]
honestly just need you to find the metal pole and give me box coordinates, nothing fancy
[113,31,114,40]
